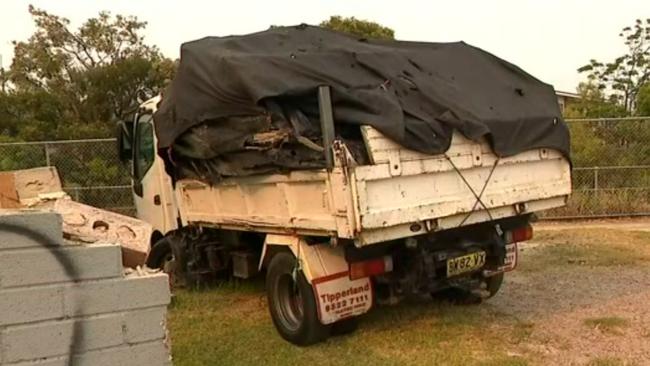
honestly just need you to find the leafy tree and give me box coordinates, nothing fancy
[578,18,650,113]
[1,5,174,140]
[637,83,650,115]
[320,16,395,40]
[0,6,173,211]
[564,82,628,118]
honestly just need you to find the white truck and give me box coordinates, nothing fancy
[118,88,571,345]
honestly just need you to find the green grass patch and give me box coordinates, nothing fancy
[587,357,626,366]
[476,356,529,366]
[167,284,532,366]
[519,230,650,272]
[510,321,535,344]
[584,316,630,335]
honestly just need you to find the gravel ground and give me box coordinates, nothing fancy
[486,226,650,366]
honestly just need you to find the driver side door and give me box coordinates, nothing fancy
[132,112,171,234]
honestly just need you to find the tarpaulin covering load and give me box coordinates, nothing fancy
[154,25,569,181]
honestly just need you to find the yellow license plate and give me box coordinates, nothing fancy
[447,251,486,277]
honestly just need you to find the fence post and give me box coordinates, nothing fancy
[44,143,51,166]
[593,167,599,197]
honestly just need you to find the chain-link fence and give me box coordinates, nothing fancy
[0,138,135,216]
[1,117,649,219]
[544,117,650,218]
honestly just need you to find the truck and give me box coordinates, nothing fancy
[117,87,571,346]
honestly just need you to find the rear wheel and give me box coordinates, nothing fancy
[331,317,359,335]
[484,272,504,298]
[433,273,505,304]
[266,252,330,345]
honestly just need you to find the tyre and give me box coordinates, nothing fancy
[266,252,330,345]
[432,273,505,304]
[331,317,359,336]
[484,272,504,299]
[146,237,173,270]
[146,237,184,287]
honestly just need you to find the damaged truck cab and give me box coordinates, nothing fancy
[118,86,571,345]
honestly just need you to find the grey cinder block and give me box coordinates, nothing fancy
[0,211,64,249]
[0,244,122,288]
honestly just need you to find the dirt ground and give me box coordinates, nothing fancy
[488,223,650,365]
[535,218,650,233]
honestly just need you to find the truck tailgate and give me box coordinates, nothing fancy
[353,127,571,245]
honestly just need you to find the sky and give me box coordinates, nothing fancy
[0,0,648,92]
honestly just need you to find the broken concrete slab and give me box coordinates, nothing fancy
[0,167,152,268]
[35,199,152,268]
[0,167,63,207]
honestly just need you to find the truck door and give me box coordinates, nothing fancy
[132,112,174,234]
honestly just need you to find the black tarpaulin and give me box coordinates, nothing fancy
[154,25,569,174]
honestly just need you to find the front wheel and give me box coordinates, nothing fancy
[146,236,185,287]
[266,252,330,346]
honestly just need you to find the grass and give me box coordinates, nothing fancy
[519,229,650,272]
[584,316,630,335]
[587,357,626,366]
[167,279,532,366]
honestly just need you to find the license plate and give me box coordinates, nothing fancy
[447,251,486,277]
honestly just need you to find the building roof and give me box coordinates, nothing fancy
[555,90,581,99]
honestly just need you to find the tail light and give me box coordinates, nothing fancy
[349,256,393,280]
[504,224,533,243]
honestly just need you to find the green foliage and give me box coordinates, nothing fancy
[0,6,173,205]
[578,18,650,112]
[320,16,395,40]
[637,83,650,116]
[564,82,628,118]
[0,5,174,140]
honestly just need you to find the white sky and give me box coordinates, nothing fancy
[1,0,649,92]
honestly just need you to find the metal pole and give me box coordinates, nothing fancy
[44,144,51,166]
[594,167,599,197]
[318,86,335,170]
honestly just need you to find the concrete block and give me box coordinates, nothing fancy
[33,199,152,268]
[0,285,64,326]
[123,307,167,344]
[1,314,124,363]
[0,244,122,288]
[10,341,171,366]
[74,340,171,366]
[0,211,63,249]
[64,274,170,317]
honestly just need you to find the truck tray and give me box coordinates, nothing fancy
[175,127,571,246]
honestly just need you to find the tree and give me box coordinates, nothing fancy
[637,83,650,115]
[564,82,628,118]
[578,18,650,113]
[0,6,174,207]
[1,6,174,140]
[320,16,395,40]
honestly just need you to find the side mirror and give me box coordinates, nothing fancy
[117,120,134,162]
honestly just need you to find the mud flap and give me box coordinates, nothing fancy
[260,234,374,325]
[501,243,518,271]
[312,272,373,325]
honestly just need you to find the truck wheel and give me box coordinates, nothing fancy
[147,237,183,287]
[331,317,359,336]
[433,273,505,304]
[266,252,330,346]
[484,272,504,298]
[146,237,173,270]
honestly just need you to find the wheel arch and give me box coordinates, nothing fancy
[258,234,349,284]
